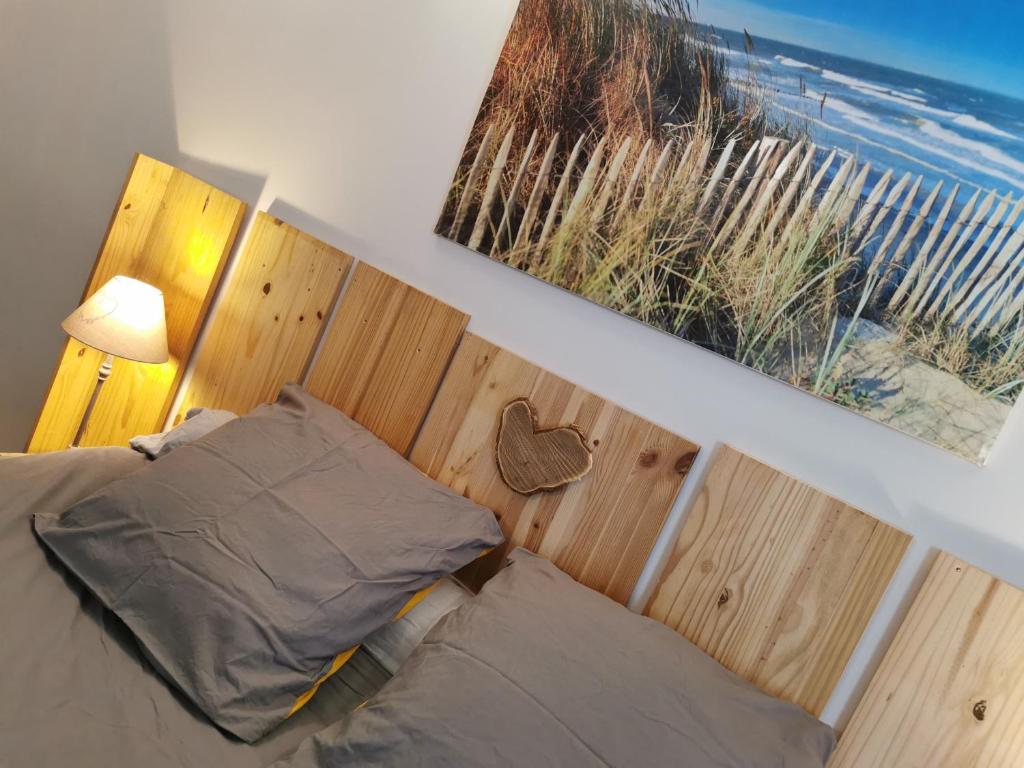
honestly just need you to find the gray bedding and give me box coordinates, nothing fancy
[0,448,388,768]
[278,548,836,768]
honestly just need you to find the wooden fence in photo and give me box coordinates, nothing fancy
[442,124,1024,340]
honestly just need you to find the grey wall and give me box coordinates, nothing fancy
[2,0,1023,727]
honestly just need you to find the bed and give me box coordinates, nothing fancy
[11,158,1003,765]
[5,259,922,767]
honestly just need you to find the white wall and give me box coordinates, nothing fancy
[3,0,1023,726]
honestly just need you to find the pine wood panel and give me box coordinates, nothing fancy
[176,213,352,421]
[306,263,469,456]
[28,154,245,452]
[832,554,1024,767]
[645,446,910,716]
[410,333,700,604]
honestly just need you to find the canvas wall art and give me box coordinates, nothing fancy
[436,0,1024,463]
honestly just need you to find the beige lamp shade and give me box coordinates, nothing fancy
[61,276,169,364]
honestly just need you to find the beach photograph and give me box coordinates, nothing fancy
[435,0,1024,462]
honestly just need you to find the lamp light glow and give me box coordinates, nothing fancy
[62,276,169,446]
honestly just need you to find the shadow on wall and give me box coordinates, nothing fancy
[265,199,373,260]
[0,1,267,450]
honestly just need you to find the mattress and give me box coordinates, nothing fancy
[0,448,389,768]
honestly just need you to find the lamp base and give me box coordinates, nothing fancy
[71,353,114,448]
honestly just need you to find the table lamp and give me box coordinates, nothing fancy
[61,275,169,447]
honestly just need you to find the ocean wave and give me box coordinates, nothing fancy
[917,119,1024,177]
[766,93,993,188]
[804,89,877,122]
[818,69,1018,140]
[839,114,1024,191]
[821,70,926,105]
[775,55,819,72]
[772,84,1024,190]
[951,114,1018,140]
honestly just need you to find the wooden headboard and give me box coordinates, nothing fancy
[646,446,910,717]
[833,553,1024,766]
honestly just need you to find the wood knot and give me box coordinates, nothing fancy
[123,202,132,210]
[674,451,697,476]
[717,587,731,608]
[262,282,272,295]
[973,700,987,721]
[77,347,86,358]
[638,450,659,468]
[316,310,323,320]
[298,315,305,322]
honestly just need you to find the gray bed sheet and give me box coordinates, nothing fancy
[0,448,389,768]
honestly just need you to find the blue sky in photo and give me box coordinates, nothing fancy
[694,0,1024,99]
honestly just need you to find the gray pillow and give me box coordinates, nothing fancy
[276,548,836,767]
[34,384,503,743]
[130,407,238,459]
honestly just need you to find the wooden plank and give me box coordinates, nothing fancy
[27,154,246,452]
[963,220,1024,331]
[639,140,676,210]
[879,179,943,306]
[591,136,632,223]
[907,187,982,317]
[833,554,1024,767]
[446,123,496,241]
[511,132,559,253]
[866,176,920,277]
[779,148,836,245]
[918,189,997,318]
[950,197,1023,322]
[762,143,816,242]
[712,139,776,247]
[410,333,699,604]
[732,141,806,253]
[306,263,468,456]
[562,135,607,226]
[833,162,871,232]
[848,168,893,243]
[697,138,736,214]
[491,129,538,256]
[645,446,909,717]
[612,137,653,229]
[176,213,352,420]
[468,127,515,251]
[889,182,960,312]
[538,133,587,250]
[932,192,1011,321]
